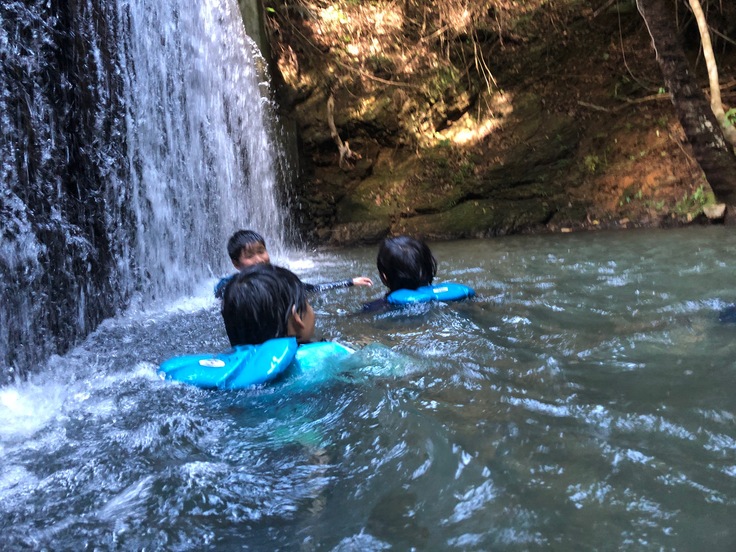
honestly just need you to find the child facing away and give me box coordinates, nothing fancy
[221,263,315,347]
[214,229,373,298]
[160,262,357,389]
[362,235,438,312]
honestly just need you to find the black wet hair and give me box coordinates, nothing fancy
[376,235,437,292]
[221,263,308,346]
[227,229,266,262]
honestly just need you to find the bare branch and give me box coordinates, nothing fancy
[327,94,361,170]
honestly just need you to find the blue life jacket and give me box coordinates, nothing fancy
[214,274,234,299]
[387,282,475,305]
[158,338,354,389]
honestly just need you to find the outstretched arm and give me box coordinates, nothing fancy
[304,276,373,293]
[214,274,235,298]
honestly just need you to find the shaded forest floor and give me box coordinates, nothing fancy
[496,0,736,231]
[267,0,736,242]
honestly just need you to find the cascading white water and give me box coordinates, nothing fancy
[119,0,288,301]
[0,0,290,378]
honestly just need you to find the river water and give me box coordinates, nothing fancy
[1,226,734,550]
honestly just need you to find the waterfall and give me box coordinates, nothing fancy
[0,0,289,382]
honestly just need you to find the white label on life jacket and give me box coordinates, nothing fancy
[199,358,226,368]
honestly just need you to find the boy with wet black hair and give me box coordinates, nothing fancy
[377,235,437,292]
[221,263,315,347]
[226,229,271,269]
[363,235,438,311]
[214,229,373,298]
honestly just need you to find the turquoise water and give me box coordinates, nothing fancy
[1,227,734,550]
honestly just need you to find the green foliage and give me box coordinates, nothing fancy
[725,108,736,128]
[650,199,665,211]
[451,160,474,185]
[425,66,460,102]
[619,188,643,207]
[584,154,600,174]
[427,150,476,189]
[673,185,715,215]
[366,55,396,78]
[617,184,714,216]
[434,156,450,169]
[628,149,649,161]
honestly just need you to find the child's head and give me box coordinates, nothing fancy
[221,263,315,346]
[376,235,437,292]
[227,229,270,269]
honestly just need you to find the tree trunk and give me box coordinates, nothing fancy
[688,0,736,147]
[636,0,736,208]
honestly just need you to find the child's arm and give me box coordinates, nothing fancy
[304,277,373,293]
[214,274,235,298]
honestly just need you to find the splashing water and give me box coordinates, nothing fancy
[0,0,289,377]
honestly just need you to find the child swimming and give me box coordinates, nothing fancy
[160,263,355,389]
[221,263,315,346]
[363,235,437,311]
[214,229,372,298]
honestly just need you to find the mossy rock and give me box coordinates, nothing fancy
[334,155,420,223]
[395,198,554,239]
[329,220,391,246]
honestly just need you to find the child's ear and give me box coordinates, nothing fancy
[232,259,241,270]
[287,305,305,335]
[379,272,389,285]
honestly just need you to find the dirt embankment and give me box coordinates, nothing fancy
[264,0,736,245]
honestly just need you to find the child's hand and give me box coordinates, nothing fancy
[352,276,373,287]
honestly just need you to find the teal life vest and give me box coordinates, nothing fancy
[387,282,475,305]
[158,338,354,389]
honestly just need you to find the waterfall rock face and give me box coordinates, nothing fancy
[1,0,289,382]
[1,0,129,382]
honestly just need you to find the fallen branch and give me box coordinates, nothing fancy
[577,85,730,113]
[327,94,361,170]
[577,93,670,113]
